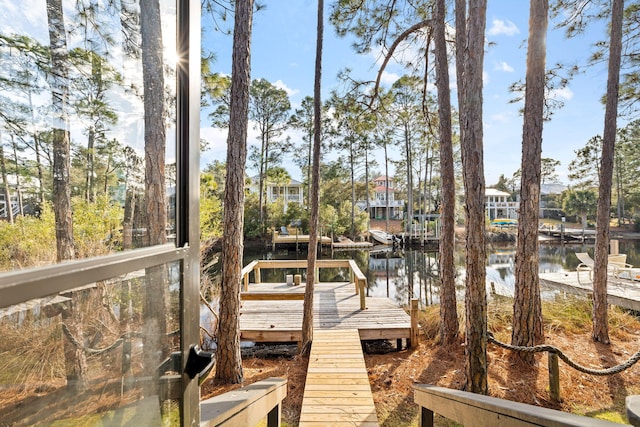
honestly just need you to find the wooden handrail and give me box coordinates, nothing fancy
[414,384,626,427]
[200,377,287,427]
[240,260,259,277]
[240,259,368,309]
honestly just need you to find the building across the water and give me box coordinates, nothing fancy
[357,175,404,220]
[485,188,518,221]
[246,175,304,212]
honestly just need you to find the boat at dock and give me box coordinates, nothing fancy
[369,229,397,245]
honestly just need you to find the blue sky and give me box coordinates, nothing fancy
[201,1,613,186]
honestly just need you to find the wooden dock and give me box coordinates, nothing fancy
[299,329,379,426]
[238,259,415,426]
[538,226,596,242]
[540,271,640,311]
[271,232,333,250]
[239,281,413,343]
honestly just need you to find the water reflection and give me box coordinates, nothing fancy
[242,240,640,309]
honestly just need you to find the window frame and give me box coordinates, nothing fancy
[0,0,201,424]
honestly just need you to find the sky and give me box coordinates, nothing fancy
[201,1,614,186]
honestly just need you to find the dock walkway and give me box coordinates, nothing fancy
[239,262,413,426]
[299,329,379,426]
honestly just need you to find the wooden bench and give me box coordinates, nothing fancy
[200,377,287,427]
[414,384,628,426]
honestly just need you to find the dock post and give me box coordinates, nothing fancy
[359,279,366,310]
[255,268,261,284]
[610,239,619,255]
[272,229,276,252]
[410,298,419,348]
[548,352,561,402]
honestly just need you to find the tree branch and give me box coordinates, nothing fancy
[370,19,432,107]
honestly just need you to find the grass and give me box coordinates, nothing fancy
[370,296,640,426]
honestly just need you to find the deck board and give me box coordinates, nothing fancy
[239,281,412,343]
[299,329,379,426]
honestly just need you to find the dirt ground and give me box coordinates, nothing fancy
[201,322,640,426]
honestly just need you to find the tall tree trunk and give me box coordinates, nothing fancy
[216,0,254,383]
[47,0,74,262]
[141,0,167,248]
[302,0,324,353]
[46,0,85,392]
[350,144,356,238]
[11,136,24,216]
[28,92,45,204]
[404,124,413,240]
[384,142,389,230]
[122,188,136,249]
[85,129,96,202]
[457,0,488,394]
[61,292,88,391]
[307,123,312,212]
[140,0,168,395]
[0,146,14,224]
[258,134,265,227]
[434,0,459,345]
[365,149,370,223]
[512,0,548,365]
[593,0,624,344]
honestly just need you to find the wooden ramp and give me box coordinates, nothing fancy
[299,329,379,426]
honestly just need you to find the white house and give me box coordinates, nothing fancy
[0,192,20,220]
[485,188,518,220]
[357,175,404,220]
[247,175,304,210]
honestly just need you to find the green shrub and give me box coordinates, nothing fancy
[0,203,56,270]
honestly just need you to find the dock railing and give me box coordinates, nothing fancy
[240,259,368,309]
[200,377,287,427]
[414,384,627,427]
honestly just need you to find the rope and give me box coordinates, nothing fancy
[487,331,640,376]
[62,324,143,356]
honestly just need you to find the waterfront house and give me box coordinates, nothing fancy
[357,175,404,220]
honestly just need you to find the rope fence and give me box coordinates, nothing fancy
[488,331,640,402]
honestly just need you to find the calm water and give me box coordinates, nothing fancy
[242,240,640,308]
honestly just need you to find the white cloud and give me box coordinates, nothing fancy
[488,19,520,36]
[495,61,514,72]
[273,79,300,97]
[380,71,400,86]
[549,87,574,101]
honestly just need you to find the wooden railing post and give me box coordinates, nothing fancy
[410,298,419,348]
[266,400,281,427]
[255,267,261,284]
[420,406,434,427]
[350,269,356,293]
[359,279,366,310]
[243,273,249,291]
[627,395,640,427]
[548,352,561,402]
